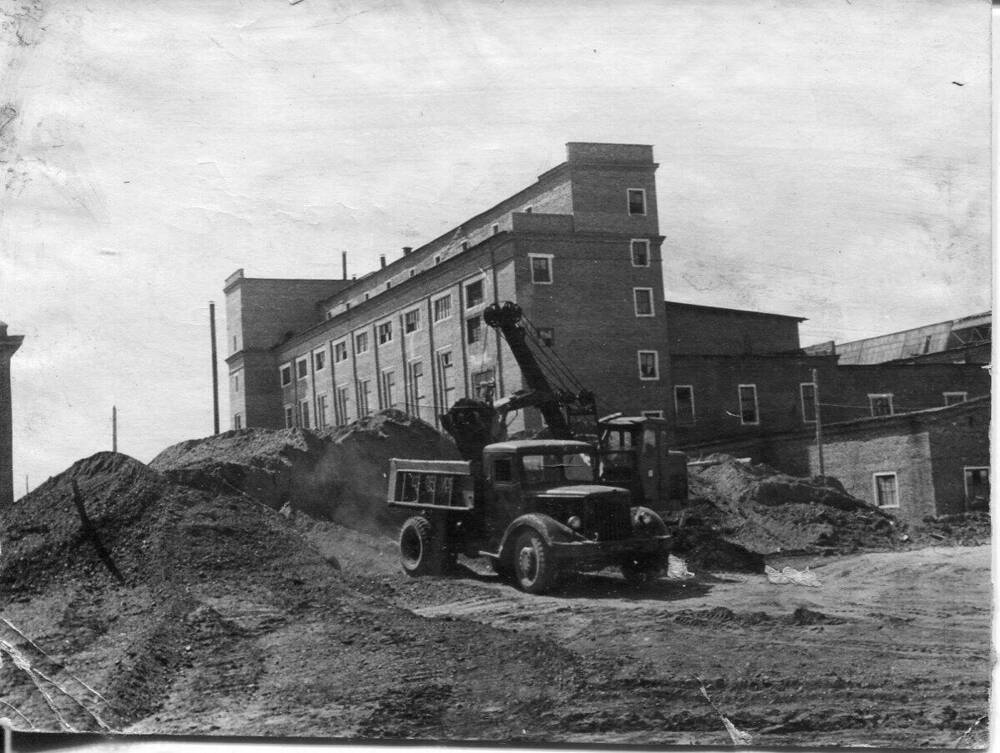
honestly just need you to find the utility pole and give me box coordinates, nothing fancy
[210,301,220,435]
[112,405,117,453]
[812,368,825,479]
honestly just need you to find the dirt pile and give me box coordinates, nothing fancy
[151,410,460,536]
[0,450,584,738]
[685,455,899,556]
[906,512,990,548]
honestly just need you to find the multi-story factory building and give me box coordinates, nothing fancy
[225,142,672,435]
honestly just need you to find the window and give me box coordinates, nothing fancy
[472,368,495,401]
[233,373,240,393]
[642,410,664,419]
[407,361,425,419]
[631,239,650,267]
[381,369,396,409]
[299,398,310,429]
[404,309,420,334]
[313,350,326,372]
[409,269,415,278]
[944,392,968,406]
[233,413,242,430]
[358,380,372,417]
[466,316,484,345]
[537,327,555,347]
[385,281,391,290]
[493,458,513,483]
[284,405,294,428]
[869,394,893,417]
[738,384,759,425]
[491,223,499,235]
[296,358,308,380]
[964,466,990,510]
[377,321,393,345]
[232,335,238,352]
[873,472,899,508]
[633,288,654,317]
[529,254,553,284]
[334,385,350,425]
[461,241,469,251]
[355,331,369,354]
[674,385,695,425]
[637,350,659,380]
[333,340,348,363]
[435,254,442,265]
[465,279,484,309]
[437,350,455,407]
[800,383,817,423]
[280,364,292,387]
[433,294,452,322]
[627,188,646,216]
[316,394,328,428]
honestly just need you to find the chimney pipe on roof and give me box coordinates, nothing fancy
[341,251,347,280]
[379,254,387,269]
[402,246,412,256]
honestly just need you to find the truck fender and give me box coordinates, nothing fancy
[632,506,669,537]
[497,513,574,560]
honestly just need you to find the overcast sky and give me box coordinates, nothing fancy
[0,0,991,491]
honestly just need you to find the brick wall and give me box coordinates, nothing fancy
[665,302,802,355]
[927,401,991,515]
[516,231,672,425]
[672,354,990,445]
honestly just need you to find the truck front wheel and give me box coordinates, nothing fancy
[512,529,559,594]
[620,554,662,587]
[399,516,441,576]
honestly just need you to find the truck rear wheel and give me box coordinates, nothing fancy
[399,516,441,576]
[512,529,559,594]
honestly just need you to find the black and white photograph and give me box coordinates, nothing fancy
[0,0,992,750]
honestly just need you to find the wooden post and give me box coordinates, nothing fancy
[812,368,825,479]
[112,405,117,453]
[210,301,220,434]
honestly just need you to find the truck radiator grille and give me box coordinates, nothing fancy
[584,498,632,541]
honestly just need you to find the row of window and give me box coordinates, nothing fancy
[283,352,461,429]
[673,384,972,427]
[871,465,989,510]
[322,238,655,321]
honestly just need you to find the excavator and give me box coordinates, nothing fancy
[440,300,687,515]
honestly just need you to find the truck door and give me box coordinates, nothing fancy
[485,455,521,549]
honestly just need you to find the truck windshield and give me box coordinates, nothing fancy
[522,452,596,486]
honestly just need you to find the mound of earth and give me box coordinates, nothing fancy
[686,455,899,556]
[0,451,585,738]
[151,410,460,536]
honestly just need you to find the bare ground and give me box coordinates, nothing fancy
[296,517,992,748]
[0,430,990,747]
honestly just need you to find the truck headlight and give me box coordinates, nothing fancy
[567,515,582,530]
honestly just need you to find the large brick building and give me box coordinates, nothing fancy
[226,143,672,435]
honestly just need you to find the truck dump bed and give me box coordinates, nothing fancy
[387,458,475,511]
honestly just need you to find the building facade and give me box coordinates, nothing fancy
[680,396,990,522]
[227,143,673,435]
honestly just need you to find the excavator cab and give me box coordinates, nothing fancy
[598,415,688,514]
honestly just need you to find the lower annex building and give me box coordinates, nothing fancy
[226,142,673,436]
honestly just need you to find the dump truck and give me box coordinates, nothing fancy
[387,438,670,594]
